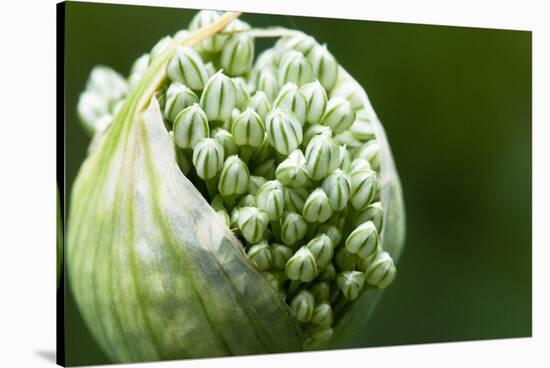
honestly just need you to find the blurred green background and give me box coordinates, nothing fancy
[63,1,531,366]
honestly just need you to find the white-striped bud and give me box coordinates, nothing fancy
[273,83,307,124]
[265,108,303,155]
[231,108,265,147]
[303,188,334,223]
[189,10,228,52]
[166,46,209,91]
[211,128,239,157]
[247,241,273,271]
[271,243,293,270]
[275,34,317,55]
[218,155,250,196]
[257,69,280,102]
[164,82,199,122]
[311,303,334,327]
[338,145,352,171]
[286,247,318,282]
[245,91,271,120]
[280,212,308,246]
[290,290,315,322]
[321,97,355,134]
[256,180,285,221]
[278,50,315,87]
[238,207,269,244]
[365,251,397,289]
[337,271,365,301]
[200,71,237,122]
[317,224,343,248]
[306,234,334,269]
[233,77,250,110]
[350,169,379,210]
[306,44,339,91]
[356,202,384,232]
[300,80,328,124]
[284,187,309,214]
[248,175,267,195]
[303,124,333,148]
[345,221,379,259]
[220,34,254,76]
[275,149,309,189]
[334,247,357,271]
[354,140,381,171]
[173,103,209,149]
[305,134,340,181]
[192,138,224,180]
[321,169,351,211]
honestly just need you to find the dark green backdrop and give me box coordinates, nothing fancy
[62,2,532,366]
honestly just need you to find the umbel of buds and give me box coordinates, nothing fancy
[71,10,405,364]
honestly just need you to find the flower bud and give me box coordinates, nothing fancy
[229,207,240,229]
[338,145,352,171]
[164,82,199,122]
[220,34,254,77]
[189,10,228,52]
[247,241,273,271]
[166,46,209,91]
[275,150,309,188]
[306,234,334,268]
[218,155,250,196]
[211,127,239,157]
[300,80,328,124]
[192,138,224,180]
[256,180,285,221]
[149,35,172,63]
[204,62,217,78]
[334,247,357,271]
[321,97,355,134]
[248,175,267,195]
[271,243,293,270]
[350,169,379,210]
[273,83,307,124]
[231,108,265,147]
[238,207,269,244]
[255,48,279,70]
[173,104,209,149]
[365,251,397,289]
[253,159,277,180]
[334,131,364,151]
[351,158,372,172]
[280,212,308,246]
[290,290,315,322]
[317,224,343,248]
[303,188,334,223]
[173,29,189,41]
[128,53,150,90]
[302,124,332,148]
[356,202,384,232]
[200,71,237,122]
[86,65,128,103]
[321,169,351,211]
[311,303,334,327]
[285,246,318,282]
[306,44,339,91]
[337,271,365,301]
[310,281,330,302]
[304,134,340,181]
[275,34,317,55]
[318,262,337,282]
[345,221,379,259]
[278,50,315,86]
[77,91,109,134]
[306,326,334,343]
[238,194,257,208]
[246,91,271,120]
[330,76,364,111]
[265,108,303,155]
[233,77,250,110]
[257,69,280,102]
[355,140,381,171]
[356,245,381,272]
[350,119,376,141]
[284,187,309,214]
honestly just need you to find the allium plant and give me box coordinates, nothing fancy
[71,11,405,363]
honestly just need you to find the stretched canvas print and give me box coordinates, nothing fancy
[57,1,532,366]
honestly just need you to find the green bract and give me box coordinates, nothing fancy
[71,12,405,363]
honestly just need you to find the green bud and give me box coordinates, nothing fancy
[247,241,273,271]
[166,46,209,91]
[356,202,384,232]
[218,155,250,196]
[321,97,355,134]
[272,243,293,270]
[256,180,285,221]
[334,246,357,271]
[229,207,240,229]
[304,134,340,181]
[192,138,224,180]
[274,83,307,124]
[278,50,315,86]
[350,169,379,210]
[233,77,251,110]
[351,158,372,172]
[253,158,277,180]
[302,124,332,148]
[164,82,199,122]
[350,119,376,141]
[338,145,352,171]
[345,221,379,259]
[303,188,334,223]
[280,211,308,246]
[356,245,381,272]
[257,69,280,102]
[220,34,254,76]
[317,224,343,248]
[238,207,269,244]
[355,140,381,171]
[285,246,318,282]
[306,234,334,269]
[173,104,209,149]
[321,169,351,211]
[309,282,330,302]
[337,271,365,301]
[284,187,309,214]
[300,80,328,124]
[231,108,265,147]
[311,303,334,327]
[306,325,334,343]
[290,290,315,323]
[306,44,339,91]
[265,108,303,155]
[333,130,364,151]
[248,175,267,195]
[365,251,397,289]
[149,35,172,62]
[237,194,256,208]
[246,91,271,120]
[318,262,337,282]
[275,34,317,55]
[200,71,237,122]
[211,127,239,157]
[275,149,309,188]
[189,10,228,52]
